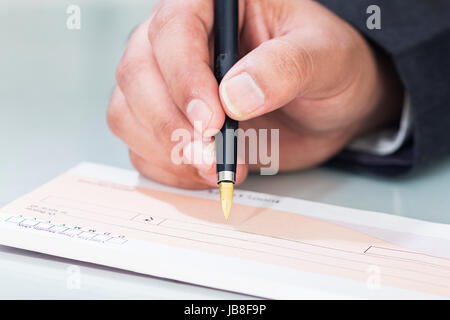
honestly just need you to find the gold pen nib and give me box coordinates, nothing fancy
[219,181,234,220]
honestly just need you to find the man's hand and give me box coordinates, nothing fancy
[107,0,403,189]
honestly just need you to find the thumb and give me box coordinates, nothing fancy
[219,33,330,121]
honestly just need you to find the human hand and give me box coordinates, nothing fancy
[107,0,403,189]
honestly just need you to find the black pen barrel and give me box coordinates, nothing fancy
[214,0,239,82]
[214,0,239,183]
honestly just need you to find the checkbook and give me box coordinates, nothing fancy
[1,162,450,299]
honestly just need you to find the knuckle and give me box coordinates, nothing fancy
[149,0,205,44]
[296,47,314,88]
[152,116,176,138]
[115,56,139,89]
[106,98,126,136]
[167,67,195,100]
[116,23,151,90]
[271,39,313,93]
[129,150,145,171]
[148,2,181,42]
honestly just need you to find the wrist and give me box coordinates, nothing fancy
[355,41,404,139]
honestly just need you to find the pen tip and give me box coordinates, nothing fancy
[221,199,232,220]
[219,182,234,220]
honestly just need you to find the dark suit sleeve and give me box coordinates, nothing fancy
[316,0,450,175]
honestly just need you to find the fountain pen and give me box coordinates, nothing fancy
[214,0,239,220]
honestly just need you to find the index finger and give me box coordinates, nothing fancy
[148,0,244,136]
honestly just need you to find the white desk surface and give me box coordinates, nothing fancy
[1,0,449,299]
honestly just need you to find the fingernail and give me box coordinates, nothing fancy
[186,99,212,132]
[182,141,215,172]
[220,72,265,117]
